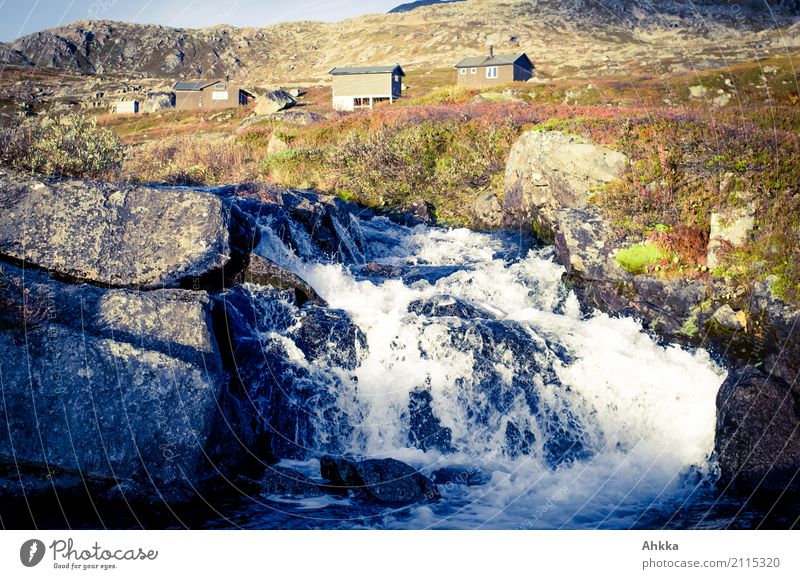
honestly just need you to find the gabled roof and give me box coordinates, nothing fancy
[455,53,533,69]
[329,65,405,77]
[172,79,225,91]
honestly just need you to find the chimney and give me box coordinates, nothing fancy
[489,45,494,58]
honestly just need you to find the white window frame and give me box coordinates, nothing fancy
[486,66,498,79]
[460,68,467,75]
[470,68,477,75]
[212,91,229,101]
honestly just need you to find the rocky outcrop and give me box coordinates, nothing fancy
[503,130,627,243]
[320,456,438,504]
[502,129,800,498]
[714,366,800,495]
[0,174,257,289]
[0,261,225,501]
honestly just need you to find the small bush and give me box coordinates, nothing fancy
[0,115,124,178]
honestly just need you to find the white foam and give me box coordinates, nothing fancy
[256,219,727,529]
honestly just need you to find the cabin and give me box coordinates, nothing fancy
[329,65,405,111]
[172,79,255,111]
[454,47,534,88]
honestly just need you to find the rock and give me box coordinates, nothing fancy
[471,193,504,230]
[0,174,256,289]
[408,389,454,453]
[212,286,358,461]
[395,200,435,226]
[503,130,627,242]
[269,110,322,125]
[253,89,297,116]
[320,456,438,504]
[689,85,708,98]
[554,206,629,282]
[408,295,491,319]
[712,93,732,107]
[430,466,490,487]
[715,366,800,495]
[707,203,756,268]
[261,466,323,498]
[711,304,746,331]
[288,307,366,370]
[0,261,225,501]
[267,133,290,155]
[242,254,327,307]
[140,91,175,113]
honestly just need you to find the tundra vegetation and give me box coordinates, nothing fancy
[0,58,798,303]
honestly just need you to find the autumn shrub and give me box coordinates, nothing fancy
[122,135,260,185]
[0,115,124,178]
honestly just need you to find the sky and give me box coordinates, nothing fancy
[0,0,405,42]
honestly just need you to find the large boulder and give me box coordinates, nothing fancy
[320,456,438,504]
[140,91,175,113]
[253,89,297,116]
[714,366,800,495]
[707,202,756,268]
[0,261,225,501]
[0,174,257,289]
[503,130,627,242]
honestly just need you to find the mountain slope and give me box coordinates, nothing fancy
[389,0,465,13]
[2,0,798,84]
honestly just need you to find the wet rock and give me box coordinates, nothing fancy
[555,206,629,282]
[261,466,323,498]
[430,466,490,487]
[0,262,225,501]
[242,254,327,307]
[408,389,454,453]
[715,366,800,495]
[288,307,367,370]
[359,261,405,279]
[320,456,438,504]
[0,174,255,289]
[408,295,491,319]
[503,130,627,242]
[213,286,356,461]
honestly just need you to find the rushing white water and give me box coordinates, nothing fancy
[254,214,727,529]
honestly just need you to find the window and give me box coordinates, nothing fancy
[215,83,226,89]
[212,91,229,100]
[486,66,498,79]
[460,68,467,75]
[394,74,400,82]
[470,68,477,75]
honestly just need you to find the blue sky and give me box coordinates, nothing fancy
[0,0,404,42]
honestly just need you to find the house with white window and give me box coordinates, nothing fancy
[454,47,534,88]
[172,78,255,111]
[329,65,405,111]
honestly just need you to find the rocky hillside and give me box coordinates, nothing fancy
[3,0,798,84]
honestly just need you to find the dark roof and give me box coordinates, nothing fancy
[329,65,405,77]
[455,53,533,69]
[172,79,224,91]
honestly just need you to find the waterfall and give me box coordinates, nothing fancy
[247,212,727,529]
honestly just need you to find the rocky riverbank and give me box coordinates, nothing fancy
[0,172,438,508]
[497,129,800,497]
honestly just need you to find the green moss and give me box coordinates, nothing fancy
[615,243,667,275]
